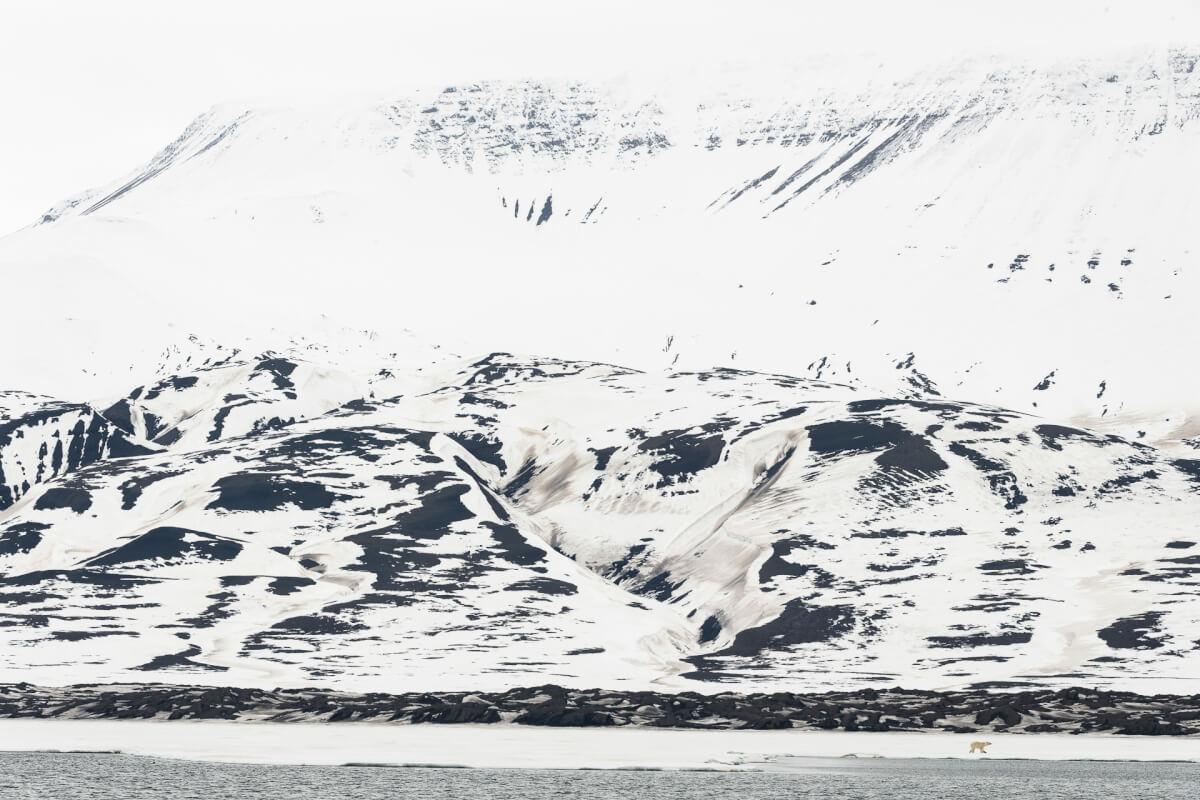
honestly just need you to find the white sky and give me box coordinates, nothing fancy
[1,0,1197,235]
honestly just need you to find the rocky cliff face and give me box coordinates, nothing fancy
[0,392,153,511]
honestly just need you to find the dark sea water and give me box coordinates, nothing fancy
[0,752,1196,799]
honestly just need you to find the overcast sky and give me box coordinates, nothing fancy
[1,0,1197,235]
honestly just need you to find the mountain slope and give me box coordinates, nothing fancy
[1,352,1197,692]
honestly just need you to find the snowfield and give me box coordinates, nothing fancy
[0,718,1197,768]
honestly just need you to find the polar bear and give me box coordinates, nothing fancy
[969,741,992,754]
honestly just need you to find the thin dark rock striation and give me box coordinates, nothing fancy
[1,683,1197,736]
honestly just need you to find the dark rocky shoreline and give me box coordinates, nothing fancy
[2,683,1198,735]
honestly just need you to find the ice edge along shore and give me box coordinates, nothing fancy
[0,719,1197,770]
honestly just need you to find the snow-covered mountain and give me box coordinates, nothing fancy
[1,350,1198,693]
[3,47,1200,693]
[7,49,1200,438]
[4,49,1200,440]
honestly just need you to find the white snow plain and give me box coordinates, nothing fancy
[0,719,1196,769]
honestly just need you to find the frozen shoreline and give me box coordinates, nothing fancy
[0,719,1197,770]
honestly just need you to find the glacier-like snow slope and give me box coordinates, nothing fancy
[1,351,1198,692]
[2,49,1200,444]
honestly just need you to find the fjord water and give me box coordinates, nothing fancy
[0,753,1195,799]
